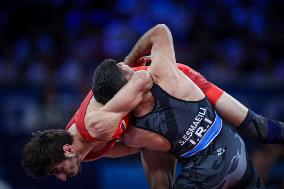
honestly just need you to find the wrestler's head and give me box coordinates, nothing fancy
[22,129,82,181]
[92,59,134,104]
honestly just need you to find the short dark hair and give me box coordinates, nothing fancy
[92,59,127,104]
[21,129,73,178]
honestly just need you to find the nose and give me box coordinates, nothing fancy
[55,173,67,182]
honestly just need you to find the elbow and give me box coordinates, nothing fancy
[151,24,172,44]
[154,24,169,32]
[153,24,170,36]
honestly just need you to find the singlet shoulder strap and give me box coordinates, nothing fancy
[74,90,96,142]
[66,90,97,142]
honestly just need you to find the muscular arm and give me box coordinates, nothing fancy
[181,65,284,143]
[141,149,177,189]
[180,64,284,143]
[102,70,152,114]
[104,146,177,189]
[216,91,284,143]
[215,92,248,126]
[87,71,153,141]
[123,25,178,189]
[124,24,283,189]
[124,25,156,67]
[176,64,284,143]
[124,24,176,71]
[125,24,179,91]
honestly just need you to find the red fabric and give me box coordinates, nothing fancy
[133,66,148,71]
[176,64,224,105]
[75,90,95,142]
[65,90,93,137]
[112,116,130,139]
[204,85,224,106]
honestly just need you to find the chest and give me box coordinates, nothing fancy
[122,126,171,152]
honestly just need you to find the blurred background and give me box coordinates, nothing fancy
[0,0,284,188]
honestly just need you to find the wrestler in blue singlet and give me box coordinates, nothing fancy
[134,84,264,189]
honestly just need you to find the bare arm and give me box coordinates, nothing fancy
[87,71,153,140]
[217,92,284,143]
[105,145,177,189]
[184,66,284,143]
[124,25,156,67]
[124,25,178,189]
[215,92,248,127]
[125,29,247,127]
[141,149,177,189]
[124,24,176,72]
[125,24,178,89]
[102,70,152,114]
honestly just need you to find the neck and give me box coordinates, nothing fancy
[72,135,94,161]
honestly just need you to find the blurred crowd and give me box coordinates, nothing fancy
[1,0,284,87]
[0,0,284,189]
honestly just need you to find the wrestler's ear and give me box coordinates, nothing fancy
[63,144,75,157]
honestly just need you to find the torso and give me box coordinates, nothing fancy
[122,71,221,159]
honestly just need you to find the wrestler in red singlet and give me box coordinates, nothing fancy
[65,63,224,160]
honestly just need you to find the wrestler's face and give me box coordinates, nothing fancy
[117,62,134,81]
[49,155,82,182]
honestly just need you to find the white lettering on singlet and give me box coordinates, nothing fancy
[178,107,213,146]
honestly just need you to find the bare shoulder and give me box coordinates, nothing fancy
[131,70,152,84]
[129,70,153,91]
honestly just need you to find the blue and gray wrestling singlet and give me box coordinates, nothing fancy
[175,124,264,189]
[134,84,265,189]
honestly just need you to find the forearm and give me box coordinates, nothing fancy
[124,25,162,67]
[214,92,248,127]
[178,64,284,143]
[182,66,247,126]
[141,149,176,189]
[211,87,284,143]
[102,70,152,114]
